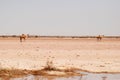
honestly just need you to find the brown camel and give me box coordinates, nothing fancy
[20,34,27,42]
[96,35,104,41]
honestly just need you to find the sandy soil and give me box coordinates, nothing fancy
[0,38,120,73]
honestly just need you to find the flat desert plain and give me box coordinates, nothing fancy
[0,37,120,73]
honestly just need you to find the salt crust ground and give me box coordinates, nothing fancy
[0,38,120,73]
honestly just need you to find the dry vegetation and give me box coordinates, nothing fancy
[0,60,82,79]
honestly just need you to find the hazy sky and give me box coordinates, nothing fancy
[0,0,120,36]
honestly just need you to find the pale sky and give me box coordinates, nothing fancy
[0,0,120,36]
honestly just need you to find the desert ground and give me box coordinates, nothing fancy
[0,37,120,73]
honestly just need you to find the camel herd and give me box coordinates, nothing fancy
[19,34,104,42]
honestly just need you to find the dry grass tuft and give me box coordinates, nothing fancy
[0,69,28,78]
[42,60,57,71]
[63,67,76,72]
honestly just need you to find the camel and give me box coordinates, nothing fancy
[96,35,104,41]
[20,34,27,42]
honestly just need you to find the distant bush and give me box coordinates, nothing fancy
[11,35,17,37]
[35,35,38,38]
